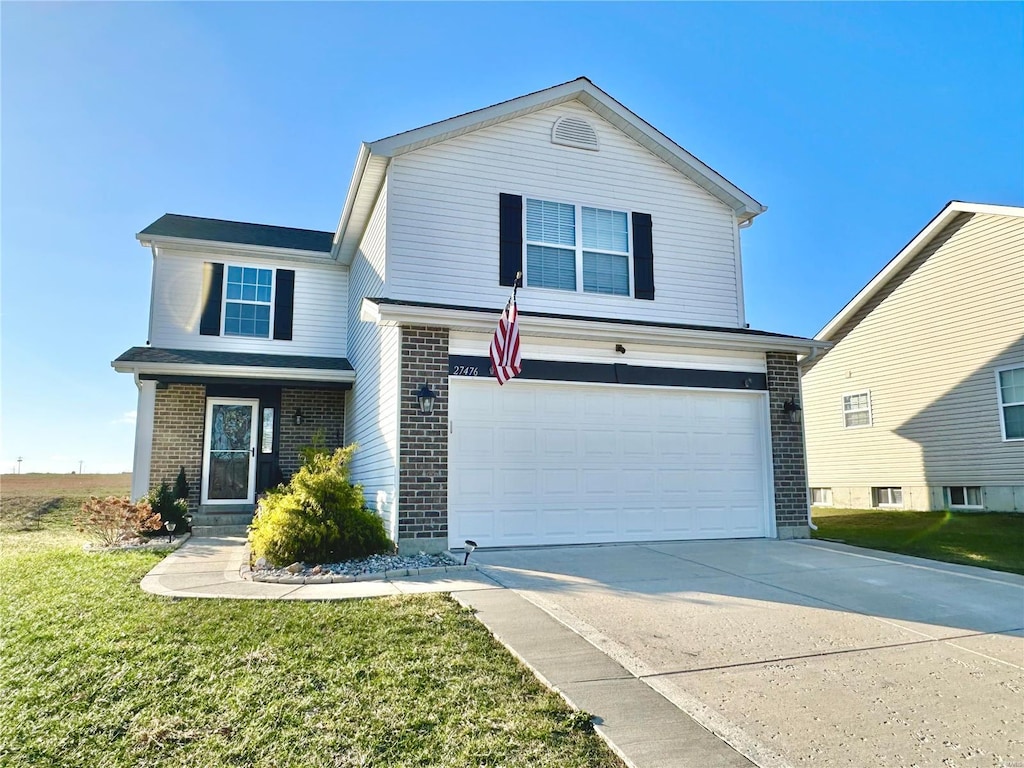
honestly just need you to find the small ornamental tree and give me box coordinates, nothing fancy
[146,482,188,534]
[248,444,392,566]
[74,496,163,548]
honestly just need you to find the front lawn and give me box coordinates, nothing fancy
[811,507,1024,575]
[0,492,622,767]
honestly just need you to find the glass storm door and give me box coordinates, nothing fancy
[202,398,259,504]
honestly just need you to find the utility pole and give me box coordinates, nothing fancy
[16,457,23,474]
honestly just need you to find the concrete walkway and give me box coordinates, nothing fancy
[142,536,756,767]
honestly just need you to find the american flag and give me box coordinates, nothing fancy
[489,299,522,385]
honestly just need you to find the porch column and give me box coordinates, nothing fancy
[131,377,156,502]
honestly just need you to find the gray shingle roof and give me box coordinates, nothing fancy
[138,214,334,253]
[114,347,352,371]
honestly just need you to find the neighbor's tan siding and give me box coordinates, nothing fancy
[803,212,1024,497]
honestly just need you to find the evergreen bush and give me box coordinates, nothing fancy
[146,482,188,534]
[248,444,392,566]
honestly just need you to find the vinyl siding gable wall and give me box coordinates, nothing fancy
[344,180,401,536]
[385,101,742,327]
[803,212,1024,493]
[149,247,348,357]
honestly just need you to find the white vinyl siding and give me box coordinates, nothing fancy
[803,211,1024,493]
[344,180,400,537]
[386,101,742,326]
[149,247,348,357]
[996,366,1024,441]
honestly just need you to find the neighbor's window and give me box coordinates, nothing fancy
[945,486,982,508]
[526,199,630,296]
[872,487,903,507]
[261,407,274,454]
[810,488,832,506]
[997,366,1024,441]
[843,391,872,428]
[225,266,273,338]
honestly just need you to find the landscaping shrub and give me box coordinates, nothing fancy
[248,444,392,566]
[144,482,188,534]
[73,496,163,547]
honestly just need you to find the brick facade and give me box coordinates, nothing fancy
[278,388,347,479]
[150,383,205,511]
[396,326,449,554]
[766,351,810,538]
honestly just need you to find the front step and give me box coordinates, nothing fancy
[190,506,254,538]
[192,524,250,537]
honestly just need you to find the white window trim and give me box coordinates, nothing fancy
[842,390,873,429]
[945,485,984,510]
[872,486,903,508]
[995,365,1024,442]
[523,197,634,298]
[222,263,276,339]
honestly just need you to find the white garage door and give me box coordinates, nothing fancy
[449,379,771,548]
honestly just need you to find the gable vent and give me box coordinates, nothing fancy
[551,116,599,151]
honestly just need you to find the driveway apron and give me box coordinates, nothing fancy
[472,539,1024,768]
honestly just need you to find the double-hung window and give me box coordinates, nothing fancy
[945,486,982,508]
[996,366,1024,441]
[525,199,631,296]
[872,487,903,507]
[224,266,273,338]
[842,391,872,428]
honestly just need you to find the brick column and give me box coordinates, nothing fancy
[150,383,206,512]
[397,326,449,555]
[766,352,810,538]
[279,388,346,479]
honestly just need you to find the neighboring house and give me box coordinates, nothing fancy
[113,77,824,553]
[802,201,1024,513]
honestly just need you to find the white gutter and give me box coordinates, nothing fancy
[111,360,356,384]
[362,299,829,357]
[137,234,333,266]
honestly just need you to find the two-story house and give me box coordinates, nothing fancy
[802,201,1024,512]
[113,78,823,554]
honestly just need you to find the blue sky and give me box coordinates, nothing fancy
[2,2,1021,474]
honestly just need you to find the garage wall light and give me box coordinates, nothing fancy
[416,383,437,415]
[783,398,802,424]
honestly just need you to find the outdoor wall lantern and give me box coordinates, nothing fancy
[165,520,177,543]
[463,539,478,565]
[783,398,802,424]
[615,344,626,354]
[293,409,304,426]
[416,383,437,415]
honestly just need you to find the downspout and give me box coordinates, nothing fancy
[799,343,828,531]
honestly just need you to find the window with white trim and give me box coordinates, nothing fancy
[224,266,273,338]
[843,391,872,428]
[810,488,832,506]
[526,198,631,296]
[996,366,1024,441]
[945,486,982,509]
[872,487,903,507]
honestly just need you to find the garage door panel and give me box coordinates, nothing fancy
[450,379,769,547]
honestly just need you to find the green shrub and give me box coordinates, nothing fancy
[248,444,392,566]
[173,466,190,503]
[145,482,188,534]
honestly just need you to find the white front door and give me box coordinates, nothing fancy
[449,379,771,547]
[202,398,259,505]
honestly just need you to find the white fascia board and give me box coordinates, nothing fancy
[333,78,767,264]
[362,298,825,356]
[137,234,335,267]
[110,360,356,384]
[815,201,1024,341]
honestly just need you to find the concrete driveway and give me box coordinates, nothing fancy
[472,539,1024,768]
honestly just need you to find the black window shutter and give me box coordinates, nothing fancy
[499,193,523,287]
[632,212,655,300]
[273,269,295,341]
[199,262,224,335]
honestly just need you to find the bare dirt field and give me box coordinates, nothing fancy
[1,473,132,531]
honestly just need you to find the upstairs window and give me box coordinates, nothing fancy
[525,199,631,297]
[997,366,1024,441]
[224,266,273,338]
[843,391,872,428]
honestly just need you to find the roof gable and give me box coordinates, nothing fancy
[139,214,334,254]
[816,201,1024,342]
[332,78,766,264]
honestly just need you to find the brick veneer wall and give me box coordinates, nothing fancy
[766,352,810,538]
[278,388,347,479]
[150,383,205,512]
[397,326,449,554]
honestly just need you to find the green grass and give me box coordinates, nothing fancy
[0,485,622,768]
[811,507,1024,575]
